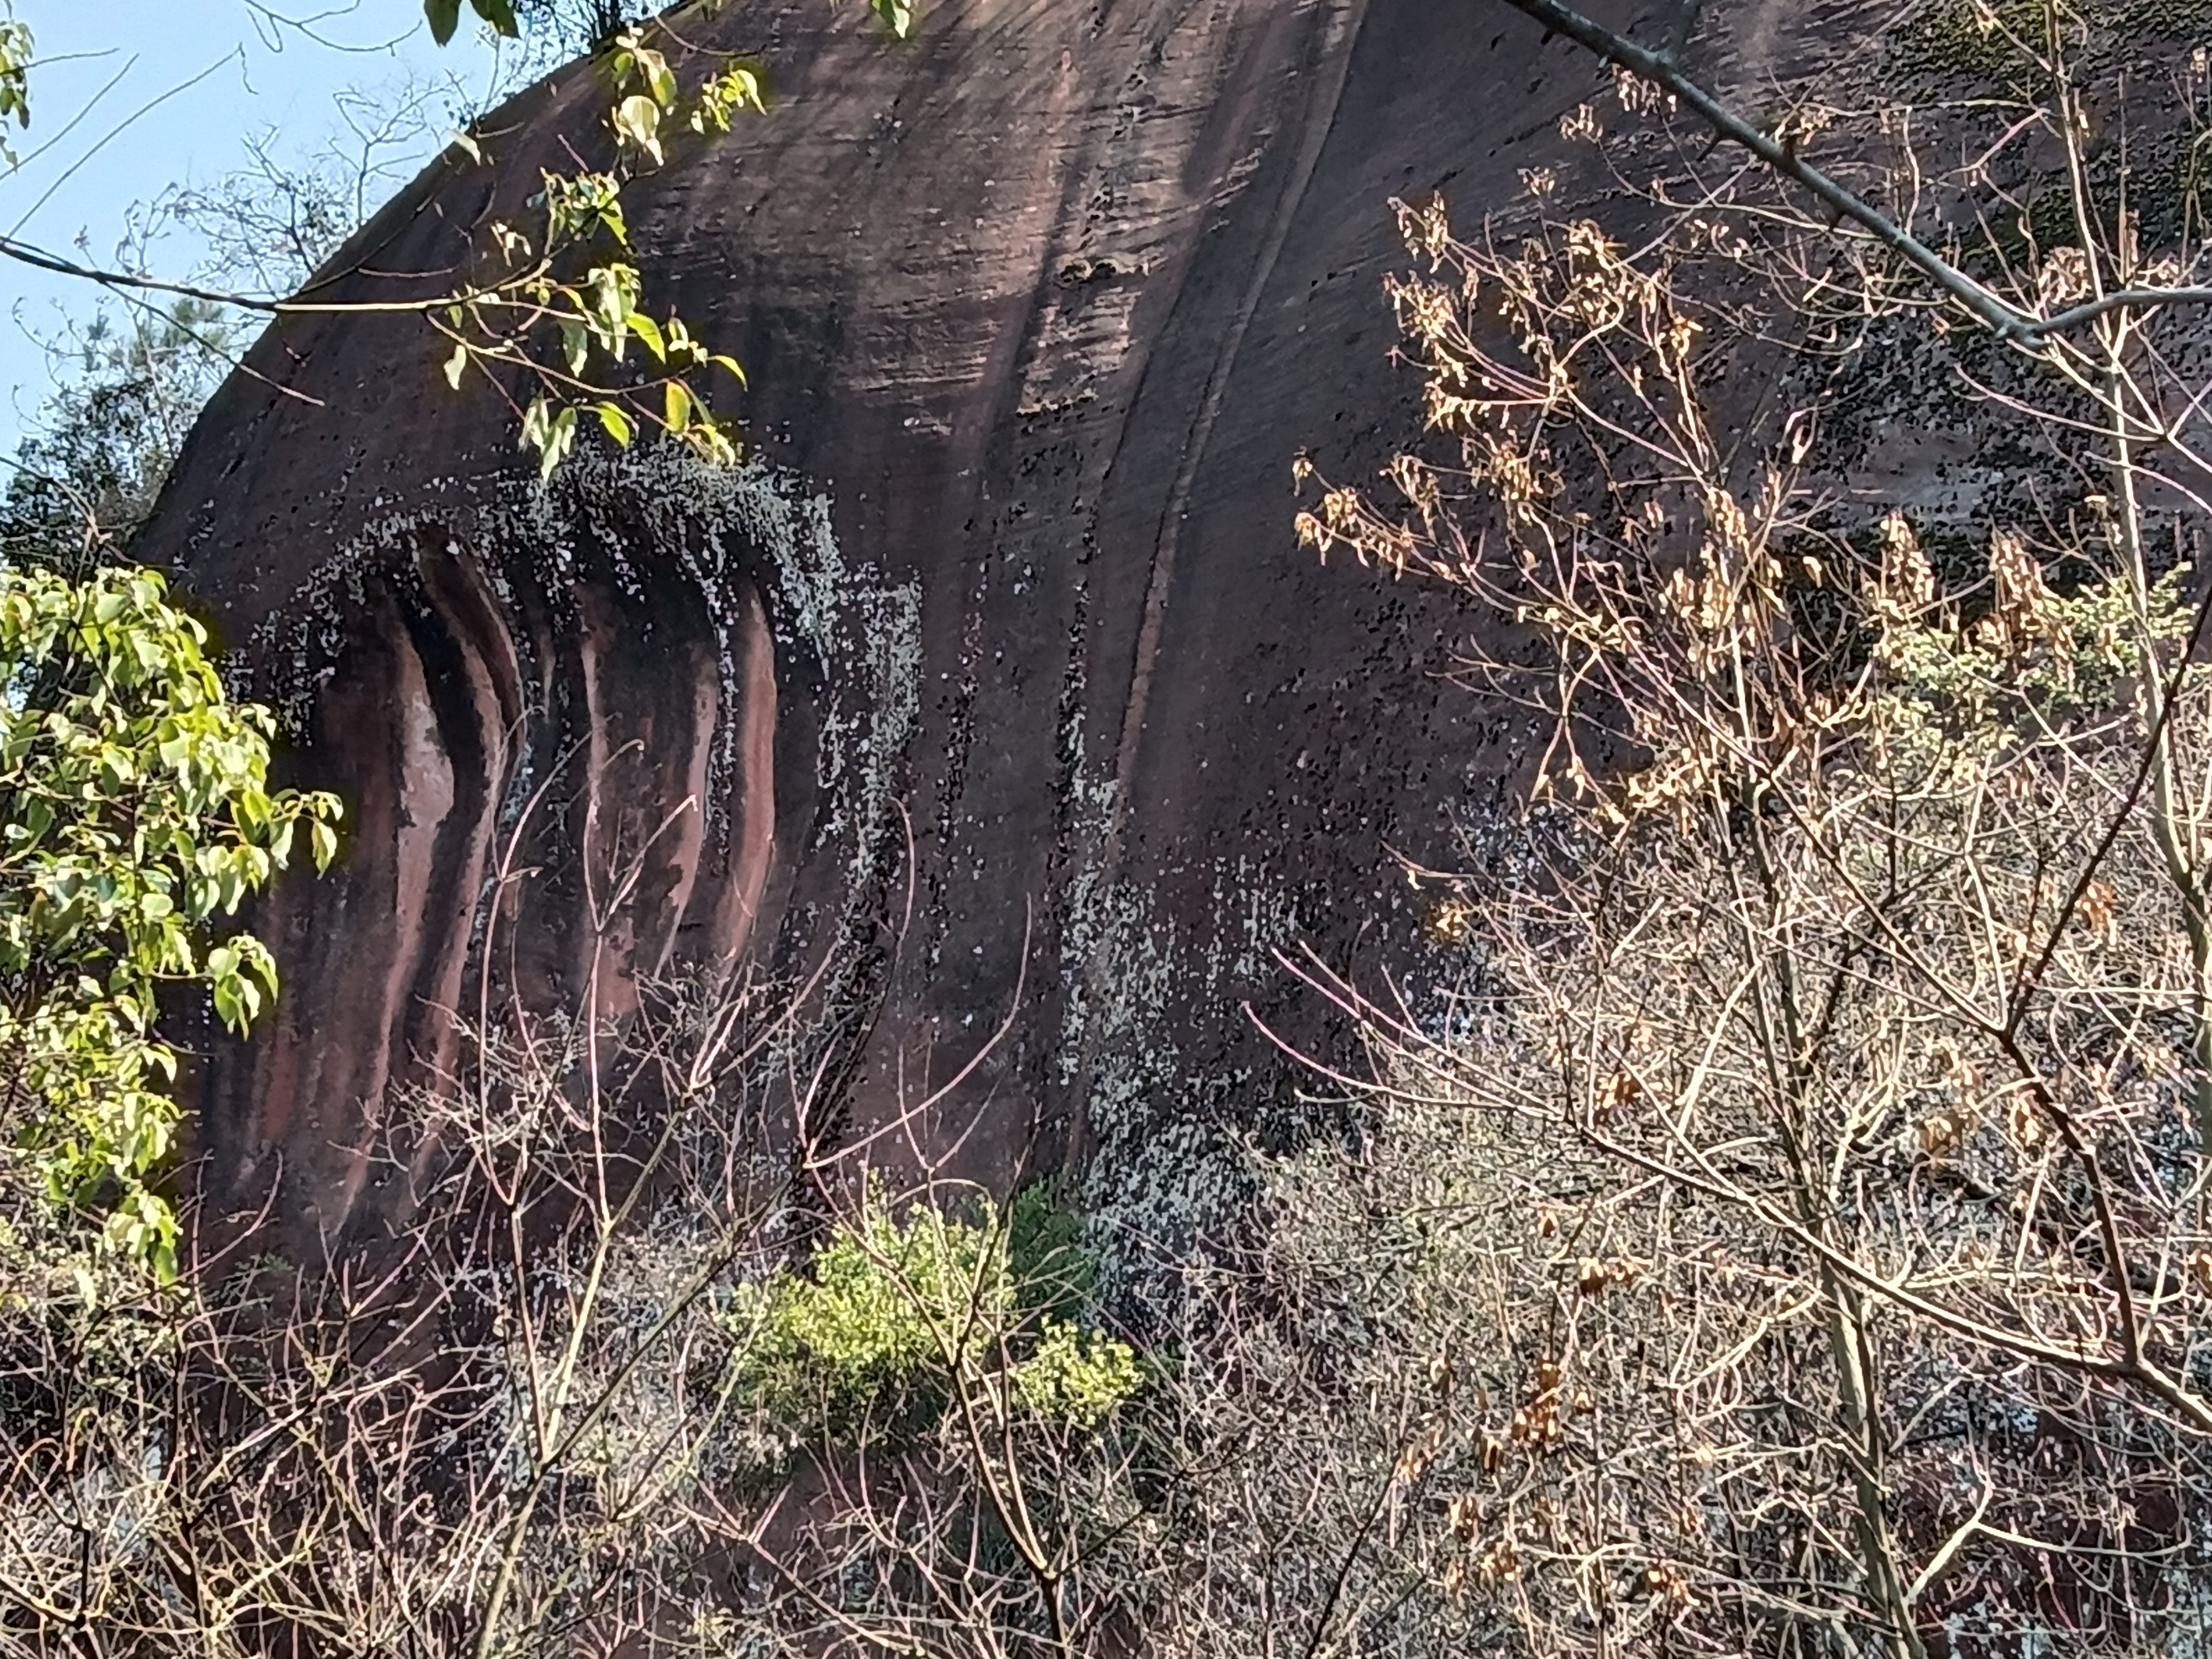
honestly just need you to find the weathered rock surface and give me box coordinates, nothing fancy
[137,0,1842,1247]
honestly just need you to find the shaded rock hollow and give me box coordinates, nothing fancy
[136,0,1845,1247]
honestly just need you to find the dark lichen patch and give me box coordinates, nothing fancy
[1891,0,2212,92]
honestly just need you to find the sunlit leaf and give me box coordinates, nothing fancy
[612,94,664,166]
[868,0,916,38]
[540,405,579,479]
[596,402,637,447]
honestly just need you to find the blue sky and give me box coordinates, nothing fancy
[3,1,507,456]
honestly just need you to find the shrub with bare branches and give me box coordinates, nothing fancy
[1274,8,2212,1650]
[0,760,1145,1658]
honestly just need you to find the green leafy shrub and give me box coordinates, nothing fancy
[0,565,340,1274]
[726,1186,1141,1435]
[1010,1316,1142,1429]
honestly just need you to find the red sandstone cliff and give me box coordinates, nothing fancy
[135,0,1860,1246]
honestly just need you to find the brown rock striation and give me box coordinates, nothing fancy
[137,0,1844,1249]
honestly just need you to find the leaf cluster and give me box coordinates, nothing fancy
[419,0,914,476]
[726,1186,1141,1436]
[424,0,521,46]
[438,23,761,476]
[0,567,338,1277]
[0,5,25,166]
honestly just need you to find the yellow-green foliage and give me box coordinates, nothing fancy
[1011,1317,1143,1429]
[727,1187,1140,1434]
[0,566,340,1276]
[1869,520,2192,748]
[0,7,27,167]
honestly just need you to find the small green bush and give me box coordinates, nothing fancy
[725,1186,1140,1435]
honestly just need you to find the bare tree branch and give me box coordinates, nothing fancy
[0,231,457,315]
[1483,0,2212,344]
